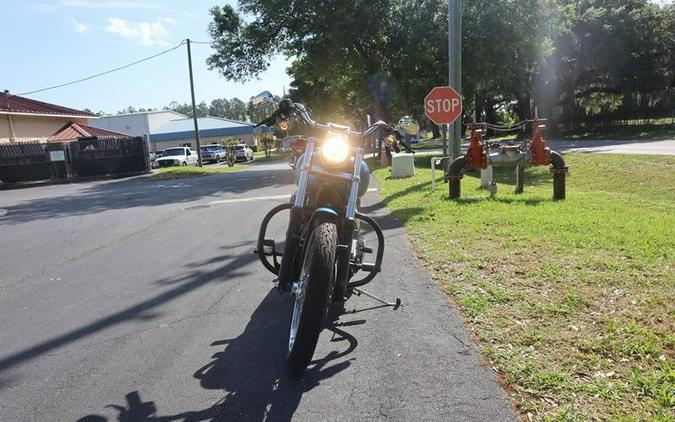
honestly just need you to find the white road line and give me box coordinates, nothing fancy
[207,188,379,206]
[208,194,291,205]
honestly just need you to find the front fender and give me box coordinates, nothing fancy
[312,207,339,220]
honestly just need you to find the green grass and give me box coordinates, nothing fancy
[149,164,242,180]
[372,153,675,421]
[253,149,287,161]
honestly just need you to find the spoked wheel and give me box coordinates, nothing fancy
[287,215,337,375]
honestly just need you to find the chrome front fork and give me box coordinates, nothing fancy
[346,149,363,220]
[277,140,315,291]
[293,140,315,208]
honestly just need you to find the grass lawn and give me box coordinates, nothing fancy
[372,154,674,421]
[149,164,242,180]
[253,149,288,161]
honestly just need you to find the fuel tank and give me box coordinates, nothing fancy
[295,153,371,198]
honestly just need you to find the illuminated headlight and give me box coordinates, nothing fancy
[320,136,350,167]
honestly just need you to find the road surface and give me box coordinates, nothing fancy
[547,138,675,155]
[0,161,515,421]
[414,138,675,156]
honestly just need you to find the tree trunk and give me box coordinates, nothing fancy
[474,92,485,123]
[485,98,497,137]
[515,96,532,122]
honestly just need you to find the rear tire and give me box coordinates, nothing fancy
[287,216,337,375]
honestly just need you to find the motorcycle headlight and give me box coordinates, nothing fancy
[320,136,350,167]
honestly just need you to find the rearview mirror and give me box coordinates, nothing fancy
[396,116,420,136]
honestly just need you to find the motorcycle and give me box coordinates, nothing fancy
[254,99,419,374]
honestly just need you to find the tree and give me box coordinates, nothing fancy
[228,98,248,121]
[117,106,137,115]
[209,98,230,117]
[203,0,675,132]
[207,0,412,123]
[552,0,675,124]
[165,101,208,118]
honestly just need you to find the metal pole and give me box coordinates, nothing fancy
[186,39,202,167]
[448,0,462,160]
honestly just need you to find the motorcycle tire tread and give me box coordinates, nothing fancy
[287,215,337,375]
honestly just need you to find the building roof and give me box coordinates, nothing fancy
[47,122,126,142]
[153,116,253,133]
[0,91,96,118]
[99,109,187,118]
[148,116,272,142]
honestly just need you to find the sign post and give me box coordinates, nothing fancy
[448,0,462,160]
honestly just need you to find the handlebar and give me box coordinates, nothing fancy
[254,100,414,153]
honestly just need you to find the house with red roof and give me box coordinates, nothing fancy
[47,122,125,142]
[0,90,97,143]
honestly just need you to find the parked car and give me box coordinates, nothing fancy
[150,150,164,168]
[200,145,226,164]
[233,144,254,161]
[155,147,198,167]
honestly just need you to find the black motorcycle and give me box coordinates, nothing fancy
[254,99,419,374]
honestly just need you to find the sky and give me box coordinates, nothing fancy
[0,0,292,114]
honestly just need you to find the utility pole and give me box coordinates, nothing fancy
[448,0,462,160]
[186,39,202,167]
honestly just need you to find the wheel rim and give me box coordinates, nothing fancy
[288,255,310,353]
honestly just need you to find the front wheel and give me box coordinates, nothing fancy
[288,215,337,375]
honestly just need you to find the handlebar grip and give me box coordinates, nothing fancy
[255,114,278,128]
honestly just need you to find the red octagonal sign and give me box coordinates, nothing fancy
[424,86,463,125]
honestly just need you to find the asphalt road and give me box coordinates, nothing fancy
[547,138,675,155]
[415,138,675,157]
[0,161,515,422]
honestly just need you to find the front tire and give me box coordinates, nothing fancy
[288,216,337,375]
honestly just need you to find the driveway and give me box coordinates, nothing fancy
[0,161,515,421]
[547,138,675,155]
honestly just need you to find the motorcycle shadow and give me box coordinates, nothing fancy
[78,289,357,422]
[191,289,356,420]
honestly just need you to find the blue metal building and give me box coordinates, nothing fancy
[148,117,273,151]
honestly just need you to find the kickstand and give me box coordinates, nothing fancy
[352,287,402,310]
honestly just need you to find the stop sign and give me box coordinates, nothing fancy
[424,86,462,125]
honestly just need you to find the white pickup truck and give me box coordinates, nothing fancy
[155,147,198,167]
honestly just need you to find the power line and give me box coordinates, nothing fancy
[18,40,187,96]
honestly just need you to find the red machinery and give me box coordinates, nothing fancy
[447,119,567,200]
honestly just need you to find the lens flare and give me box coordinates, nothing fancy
[321,136,350,166]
